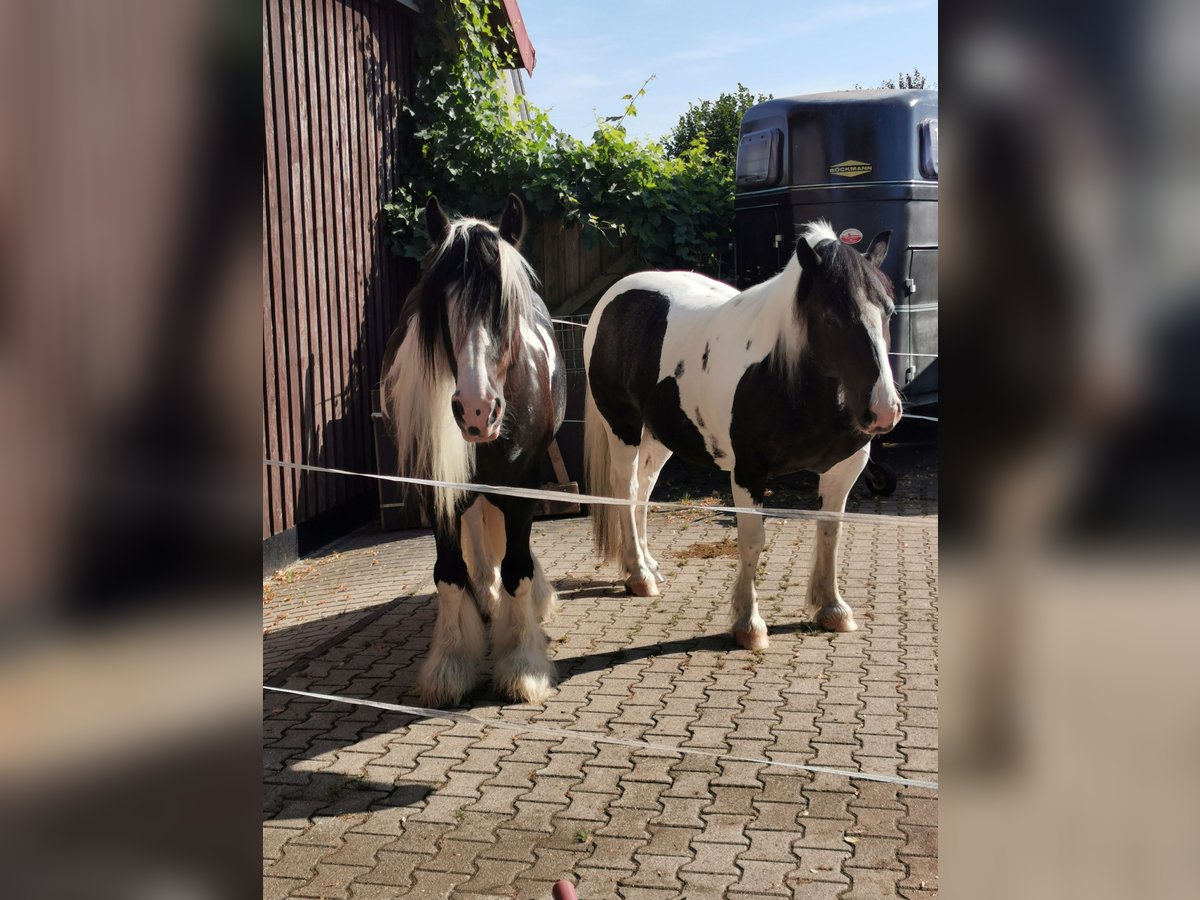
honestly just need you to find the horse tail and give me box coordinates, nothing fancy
[583,378,622,563]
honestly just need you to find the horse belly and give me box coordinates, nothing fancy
[644,378,726,471]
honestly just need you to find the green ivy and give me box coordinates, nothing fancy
[383,0,733,277]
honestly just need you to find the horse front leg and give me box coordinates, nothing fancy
[492,499,556,704]
[461,496,504,621]
[730,480,769,650]
[807,445,870,632]
[419,514,487,706]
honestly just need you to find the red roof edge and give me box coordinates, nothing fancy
[500,0,536,73]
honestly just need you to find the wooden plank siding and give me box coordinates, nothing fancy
[527,217,636,314]
[263,0,417,543]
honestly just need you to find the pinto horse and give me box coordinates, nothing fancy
[380,195,566,706]
[583,221,901,648]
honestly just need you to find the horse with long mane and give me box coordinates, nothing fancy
[380,195,566,706]
[583,222,902,648]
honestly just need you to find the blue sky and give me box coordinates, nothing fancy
[516,0,938,143]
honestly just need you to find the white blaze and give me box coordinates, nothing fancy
[867,307,902,430]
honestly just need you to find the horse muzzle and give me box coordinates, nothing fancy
[861,398,902,435]
[452,393,504,443]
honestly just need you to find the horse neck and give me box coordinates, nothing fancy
[730,255,805,373]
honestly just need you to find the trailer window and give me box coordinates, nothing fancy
[920,118,938,179]
[736,128,783,190]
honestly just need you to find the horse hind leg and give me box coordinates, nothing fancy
[730,480,769,650]
[419,527,487,706]
[636,435,672,585]
[608,432,659,597]
[807,445,870,633]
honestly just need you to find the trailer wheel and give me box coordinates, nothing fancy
[863,459,897,497]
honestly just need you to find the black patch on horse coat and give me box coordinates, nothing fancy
[745,339,752,351]
[729,356,870,502]
[702,342,710,371]
[710,438,726,461]
[590,290,671,446]
[645,378,718,470]
[694,408,706,429]
[674,360,685,378]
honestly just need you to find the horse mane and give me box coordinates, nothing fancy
[414,218,537,366]
[800,219,839,248]
[750,219,832,382]
[380,216,538,527]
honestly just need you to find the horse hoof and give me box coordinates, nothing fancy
[652,568,666,584]
[500,671,555,705]
[494,651,556,704]
[734,626,770,651]
[418,654,479,708]
[625,575,659,597]
[815,607,858,633]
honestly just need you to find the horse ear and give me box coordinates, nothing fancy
[795,236,822,271]
[865,230,891,267]
[499,193,526,246]
[425,195,450,245]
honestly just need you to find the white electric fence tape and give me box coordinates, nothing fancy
[264,685,938,791]
[264,460,938,530]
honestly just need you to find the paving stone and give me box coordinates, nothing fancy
[732,859,794,896]
[741,828,801,862]
[408,868,474,896]
[576,867,631,899]
[458,857,535,895]
[264,843,329,880]
[845,835,905,870]
[353,850,427,887]
[263,875,305,900]
[293,863,371,898]
[683,840,744,875]
[898,823,938,857]
[844,865,904,897]
[679,870,741,898]
[321,833,394,867]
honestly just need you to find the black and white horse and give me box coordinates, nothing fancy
[583,221,901,648]
[381,195,566,706]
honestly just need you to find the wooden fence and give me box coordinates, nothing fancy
[263,0,418,558]
[526,218,636,314]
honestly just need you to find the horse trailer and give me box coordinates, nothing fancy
[734,90,938,411]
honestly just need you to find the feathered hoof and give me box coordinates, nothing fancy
[418,654,478,708]
[494,648,557,705]
[625,575,660,597]
[734,625,770,651]
[815,605,859,633]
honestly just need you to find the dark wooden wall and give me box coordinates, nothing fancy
[526,217,635,314]
[263,0,417,546]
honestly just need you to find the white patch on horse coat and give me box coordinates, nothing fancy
[865,304,902,430]
[452,310,496,419]
[584,254,810,474]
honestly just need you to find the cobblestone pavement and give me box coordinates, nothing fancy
[264,440,938,898]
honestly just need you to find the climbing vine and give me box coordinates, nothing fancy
[383,0,734,276]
